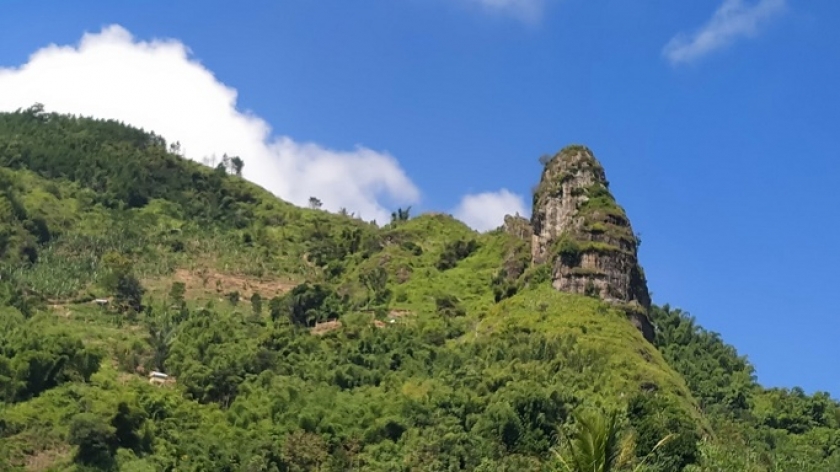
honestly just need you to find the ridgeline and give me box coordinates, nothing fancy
[1,107,838,471]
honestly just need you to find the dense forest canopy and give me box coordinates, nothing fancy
[1,109,839,471]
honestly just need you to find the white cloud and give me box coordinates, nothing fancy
[465,0,545,22]
[663,0,786,65]
[453,189,528,232]
[0,25,420,224]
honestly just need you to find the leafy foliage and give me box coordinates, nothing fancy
[0,311,102,403]
[437,238,480,271]
[651,305,840,472]
[554,409,634,472]
[1,110,839,471]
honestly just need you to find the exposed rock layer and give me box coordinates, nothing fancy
[527,145,655,341]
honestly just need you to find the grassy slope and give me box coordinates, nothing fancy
[350,214,697,417]
[0,112,701,469]
[1,165,369,301]
[5,167,692,404]
[480,287,696,413]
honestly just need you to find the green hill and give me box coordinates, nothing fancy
[1,107,839,471]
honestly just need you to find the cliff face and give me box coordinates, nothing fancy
[529,145,654,341]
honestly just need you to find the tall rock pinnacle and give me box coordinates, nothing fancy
[530,145,654,341]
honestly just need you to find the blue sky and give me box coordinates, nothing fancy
[1,0,839,396]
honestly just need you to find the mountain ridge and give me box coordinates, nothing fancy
[1,108,839,471]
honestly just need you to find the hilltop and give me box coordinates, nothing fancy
[1,107,839,471]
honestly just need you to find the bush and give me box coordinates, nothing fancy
[492,270,519,302]
[400,241,423,256]
[282,283,344,326]
[627,393,700,471]
[435,294,466,317]
[554,235,582,267]
[69,413,117,469]
[437,239,480,271]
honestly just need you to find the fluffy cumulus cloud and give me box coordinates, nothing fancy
[0,25,420,224]
[663,0,786,65]
[452,189,528,233]
[465,0,545,22]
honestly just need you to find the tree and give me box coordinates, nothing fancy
[251,292,263,317]
[115,274,145,314]
[102,252,145,314]
[1,328,101,402]
[390,206,411,224]
[308,197,323,210]
[626,393,699,471]
[168,282,186,307]
[269,295,284,322]
[435,294,465,318]
[436,239,480,271]
[24,102,46,121]
[230,156,244,177]
[111,401,148,453]
[359,266,390,308]
[148,312,177,371]
[554,409,633,472]
[282,283,341,326]
[69,413,117,469]
[554,409,674,472]
[281,430,328,472]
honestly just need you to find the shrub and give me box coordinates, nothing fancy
[437,239,480,271]
[435,294,466,317]
[554,235,582,267]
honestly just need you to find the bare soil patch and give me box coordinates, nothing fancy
[311,319,342,335]
[152,268,297,300]
[24,446,70,472]
[47,304,72,317]
[388,310,413,319]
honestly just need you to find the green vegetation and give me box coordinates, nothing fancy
[552,407,677,472]
[651,306,840,471]
[534,148,638,269]
[436,238,480,271]
[554,235,583,267]
[1,109,839,471]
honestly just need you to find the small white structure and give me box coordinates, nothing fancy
[149,371,173,386]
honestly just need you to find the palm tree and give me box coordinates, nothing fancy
[554,409,674,472]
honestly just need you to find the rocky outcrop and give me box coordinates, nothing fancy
[502,214,533,241]
[529,145,655,342]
